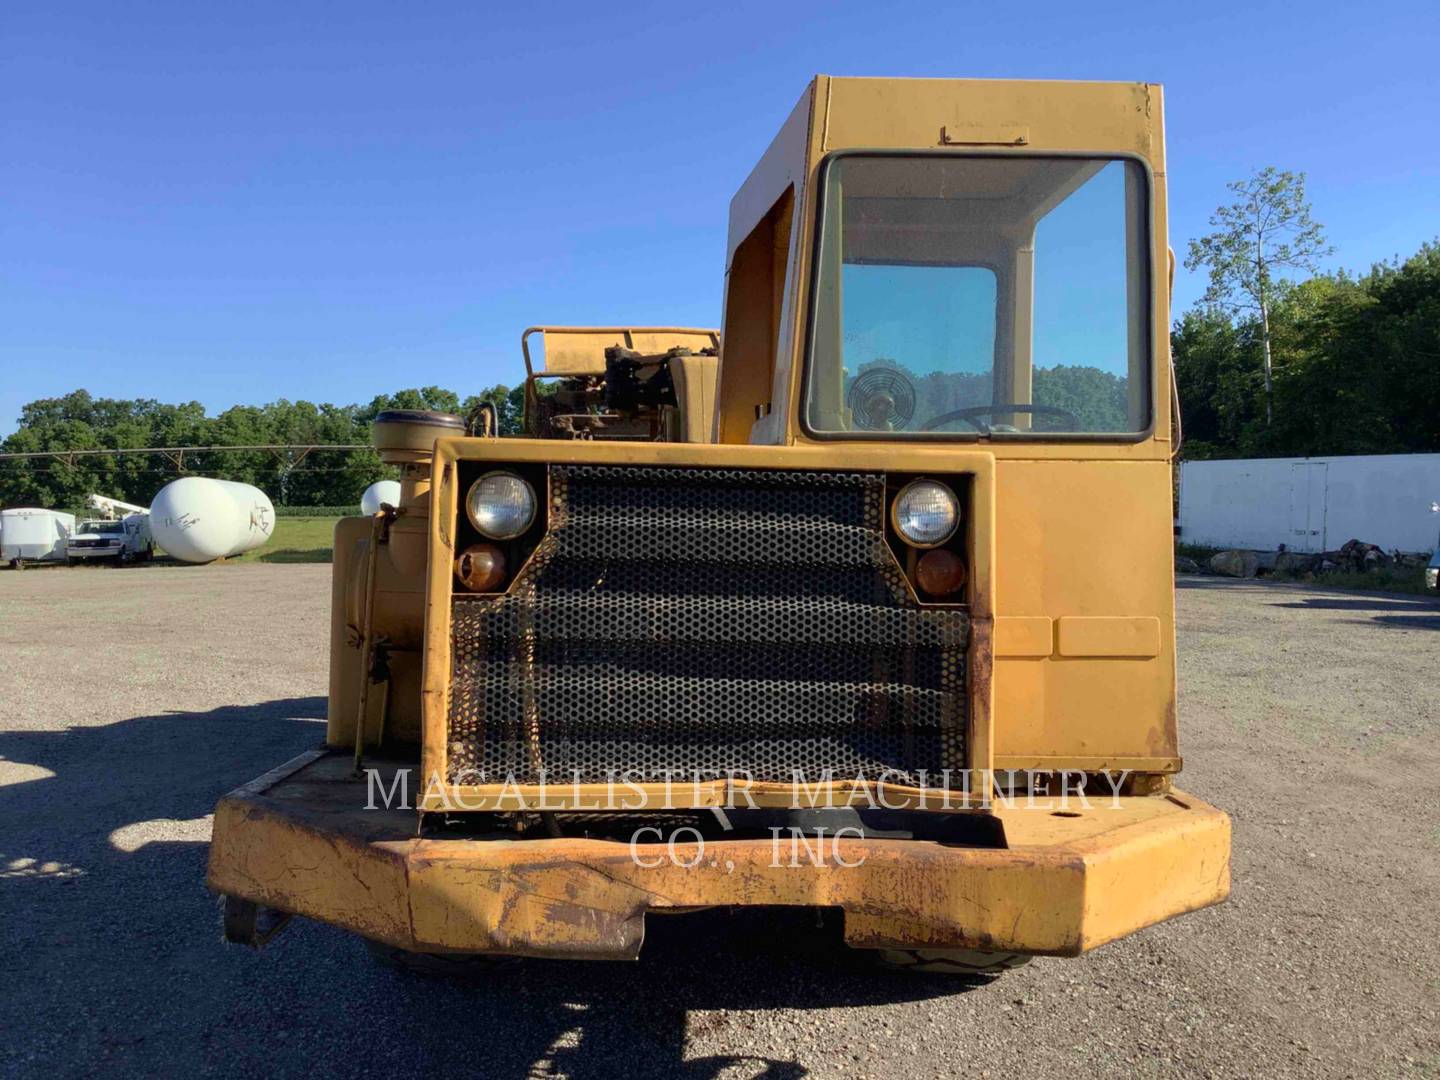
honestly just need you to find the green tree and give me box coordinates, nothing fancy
[1259,273,1385,456]
[461,383,526,436]
[356,387,464,425]
[1171,239,1440,460]
[1031,365,1128,432]
[1185,167,1332,425]
[1358,242,1440,451]
[1171,307,1259,457]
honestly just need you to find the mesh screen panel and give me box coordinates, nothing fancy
[447,465,968,786]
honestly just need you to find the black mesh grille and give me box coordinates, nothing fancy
[446,465,968,785]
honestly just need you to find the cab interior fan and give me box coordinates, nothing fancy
[847,366,916,431]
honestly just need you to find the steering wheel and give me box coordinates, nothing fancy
[921,404,1081,434]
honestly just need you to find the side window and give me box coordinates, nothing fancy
[1031,161,1143,433]
[717,186,796,444]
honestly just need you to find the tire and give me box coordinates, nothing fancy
[872,948,1032,976]
[364,939,521,979]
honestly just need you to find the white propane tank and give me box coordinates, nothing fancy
[149,478,274,563]
[360,479,402,516]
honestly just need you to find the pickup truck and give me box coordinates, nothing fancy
[66,515,153,565]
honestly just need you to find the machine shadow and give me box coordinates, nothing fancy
[1173,576,1271,591]
[1270,594,1440,629]
[1179,575,1440,618]
[1347,613,1440,631]
[0,698,325,1075]
[374,906,973,1079]
[0,698,981,1079]
[1268,595,1438,612]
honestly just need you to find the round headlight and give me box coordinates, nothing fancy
[892,480,959,547]
[466,472,536,540]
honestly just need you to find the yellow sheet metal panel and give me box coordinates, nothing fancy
[205,753,417,949]
[327,513,428,749]
[991,458,1178,767]
[716,186,796,443]
[1057,616,1162,658]
[720,85,814,445]
[726,81,815,259]
[1071,799,1232,951]
[538,331,624,375]
[669,353,719,443]
[818,77,1161,163]
[626,329,720,355]
[523,326,720,377]
[994,615,1053,658]
[325,516,370,747]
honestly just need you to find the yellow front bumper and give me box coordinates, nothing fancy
[206,751,1230,960]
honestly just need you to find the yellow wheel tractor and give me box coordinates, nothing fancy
[209,76,1230,975]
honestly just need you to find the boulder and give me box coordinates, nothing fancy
[1208,549,1260,578]
[1175,555,1201,575]
[1274,550,1320,574]
[1336,538,1388,572]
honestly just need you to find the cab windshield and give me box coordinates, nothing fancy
[804,154,1151,438]
[81,521,125,534]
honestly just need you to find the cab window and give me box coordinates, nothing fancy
[805,154,1150,438]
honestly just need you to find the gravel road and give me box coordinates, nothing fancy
[2,564,1437,1078]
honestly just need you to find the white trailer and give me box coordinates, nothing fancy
[1178,454,1440,555]
[1,509,77,567]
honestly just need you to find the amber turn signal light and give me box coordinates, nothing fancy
[915,548,966,598]
[454,542,507,592]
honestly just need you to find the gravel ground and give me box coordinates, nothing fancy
[1,564,1437,1078]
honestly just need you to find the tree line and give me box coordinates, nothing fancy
[0,384,524,510]
[1176,166,1437,459]
[1174,239,1439,459]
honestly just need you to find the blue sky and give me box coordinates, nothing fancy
[3,1,1437,436]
